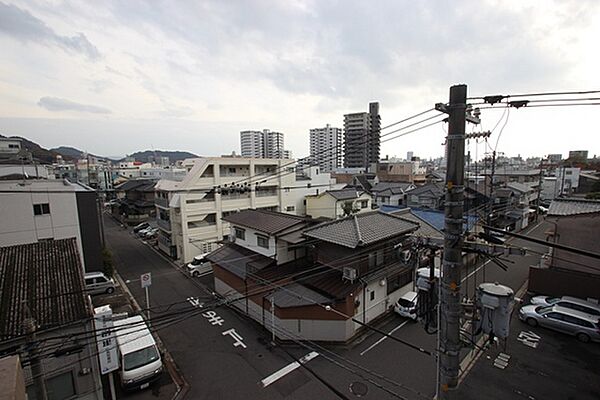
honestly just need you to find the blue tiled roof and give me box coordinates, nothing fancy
[410,208,478,231]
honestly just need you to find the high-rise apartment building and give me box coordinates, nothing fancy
[240,129,289,159]
[309,124,343,172]
[343,102,381,169]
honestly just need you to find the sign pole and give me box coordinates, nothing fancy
[140,272,152,324]
[146,286,150,323]
[108,372,116,400]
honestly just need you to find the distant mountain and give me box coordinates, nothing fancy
[51,146,112,161]
[124,150,197,163]
[0,134,71,164]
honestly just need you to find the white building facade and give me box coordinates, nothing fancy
[309,124,343,173]
[240,129,290,159]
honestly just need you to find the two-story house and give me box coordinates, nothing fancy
[305,188,373,220]
[406,183,445,210]
[371,181,416,208]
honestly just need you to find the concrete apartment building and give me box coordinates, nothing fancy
[568,150,588,160]
[155,157,338,263]
[343,102,381,169]
[0,179,103,271]
[240,129,290,159]
[0,137,22,160]
[309,124,343,172]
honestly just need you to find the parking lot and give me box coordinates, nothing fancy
[456,296,600,400]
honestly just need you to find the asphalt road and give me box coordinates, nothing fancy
[104,216,336,400]
[105,215,550,400]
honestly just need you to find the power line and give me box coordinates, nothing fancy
[467,89,600,100]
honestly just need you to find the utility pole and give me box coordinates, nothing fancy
[24,316,48,400]
[536,158,545,221]
[487,150,497,228]
[438,84,467,398]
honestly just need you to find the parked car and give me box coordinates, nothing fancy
[137,226,154,237]
[518,304,600,343]
[529,296,600,317]
[133,222,150,233]
[186,253,211,277]
[394,291,418,320]
[142,228,159,239]
[84,272,116,295]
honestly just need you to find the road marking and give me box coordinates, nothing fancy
[462,259,492,283]
[260,351,319,388]
[360,320,409,356]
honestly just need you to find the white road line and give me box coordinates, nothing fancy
[359,320,409,356]
[260,351,319,388]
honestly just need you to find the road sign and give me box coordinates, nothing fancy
[141,272,152,289]
[93,305,119,375]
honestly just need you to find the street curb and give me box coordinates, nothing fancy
[114,272,190,400]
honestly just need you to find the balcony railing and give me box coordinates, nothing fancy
[157,218,171,231]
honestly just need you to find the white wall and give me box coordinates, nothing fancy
[230,225,276,258]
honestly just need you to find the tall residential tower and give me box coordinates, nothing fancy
[240,129,289,159]
[309,124,343,172]
[343,102,381,169]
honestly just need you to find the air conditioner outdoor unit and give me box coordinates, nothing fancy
[342,267,357,283]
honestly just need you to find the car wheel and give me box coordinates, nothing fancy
[192,271,200,278]
[526,318,538,327]
[576,333,590,343]
[106,287,115,294]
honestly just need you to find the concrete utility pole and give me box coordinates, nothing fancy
[487,150,497,228]
[439,84,467,398]
[24,317,48,400]
[536,158,545,221]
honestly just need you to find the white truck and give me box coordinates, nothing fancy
[113,315,163,390]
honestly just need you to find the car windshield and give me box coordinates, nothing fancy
[397,298,415,308]
[535,305,553,314]
[123,345,159,371]
[191,258,205,265]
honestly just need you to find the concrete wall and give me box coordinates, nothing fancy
[76,191,103,272]
[529,266,600,300]
[548,213,600,274]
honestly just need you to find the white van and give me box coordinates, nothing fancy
[84,272,116,295]
[113,316,163,390]
[186,253,211,277]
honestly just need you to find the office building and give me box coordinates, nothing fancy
[343,102,381,169]
[568,150,588,160]
[309,124,343,172]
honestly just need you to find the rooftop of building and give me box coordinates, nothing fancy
[0,238,89,341]
[114,178,157,192]
[548,198,600,216]
[206,243,275,279]
[303,210,419,249]
[222,209,308,235]
[371,181,415,194]
[0,178,92,192]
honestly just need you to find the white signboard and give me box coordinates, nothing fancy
[141,272,152,289]
[93,305,119,374]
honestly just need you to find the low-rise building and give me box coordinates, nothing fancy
[113,179,157,224]
[406,183,445,209]
[371,181,416,208]
[305,188,373,220]
[0,138,22,160]
[0,179,103,271]
[0,239,104,400]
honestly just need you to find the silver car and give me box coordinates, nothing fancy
[529,295,600,317]
[518,304,600,343]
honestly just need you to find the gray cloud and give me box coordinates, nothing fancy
[0,2,100,60]
[37,97,111,114]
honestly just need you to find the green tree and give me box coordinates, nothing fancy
[102,247,115,277]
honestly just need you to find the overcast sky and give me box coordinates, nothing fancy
[1,0,599,160]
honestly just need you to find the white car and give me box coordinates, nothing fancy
[186,253,211,277]
[529,296,600,317]
[394,291,418,320]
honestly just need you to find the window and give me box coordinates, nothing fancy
[370,291,375,301]
[33,203,50,216]
[45,371,76,400]
[285,206,295,212]
[360,200,369,209]
[228,167,236,174]
[234,227,246,240]
[257,234,269,249]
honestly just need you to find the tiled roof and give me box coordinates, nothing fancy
[303,211,419,248]
[354,175,373,192]
[0,238,89,341]
[548,198,600,216]
[326,188,364,200]
[371,182,414,194]
[409,183,445,197]
[206,243,275,279]
[115,179,157,192]
[301,268,359,300]
[222,209,307,235]
[506,182,533,194]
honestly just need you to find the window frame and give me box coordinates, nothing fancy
[234,227,246,241]
[256,234,269,249]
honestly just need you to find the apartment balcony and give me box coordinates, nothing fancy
[158,233,172,248]
[157,218,171,232]
[155,197,169,209]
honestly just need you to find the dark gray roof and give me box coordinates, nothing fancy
[409,183,445,197]
[548,198,600,216]
[272,283,332,308]
[506,182,533,194]
[222,209,307,235]
[303,211,419,248]
[0,238,89,340]
[325,188,364,200]
[371,182,414,195]
[353,175,373,192]
[115,179,157,192]
[206,243,274,279]
[389,209,443,239]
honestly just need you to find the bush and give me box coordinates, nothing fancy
[102,247,115,277]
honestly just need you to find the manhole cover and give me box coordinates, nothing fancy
[349,381,368,397]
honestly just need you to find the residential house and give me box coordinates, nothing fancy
[406,183,445,209]
[305,188,373,220]
[371,181,416,208]
[577,172,600,195]
[373,160,427,184]
[528,198,600,299]
[0,239,104,400]
[208,210,420,342]
[0,179,103,271]
[113,179,157,224]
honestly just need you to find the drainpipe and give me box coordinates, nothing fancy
[361,278,367,324]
